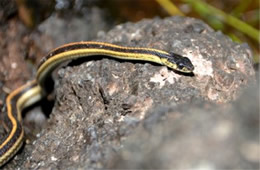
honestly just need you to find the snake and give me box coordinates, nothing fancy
[0,41,194,166]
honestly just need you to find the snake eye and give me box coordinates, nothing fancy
[177,62,184,69]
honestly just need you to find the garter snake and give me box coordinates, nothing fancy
[0,41,194,166]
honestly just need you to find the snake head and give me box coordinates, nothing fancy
[167,53,194,73]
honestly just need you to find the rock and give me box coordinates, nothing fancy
[109,82,259,169]
[19,16,256,169]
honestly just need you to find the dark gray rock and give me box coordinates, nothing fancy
[109,82,259,169]
[18,16,256,169]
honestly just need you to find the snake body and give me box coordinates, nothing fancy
[0,41,194,166]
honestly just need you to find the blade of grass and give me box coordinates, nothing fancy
[156,0,184,16]
[183,0,260,43]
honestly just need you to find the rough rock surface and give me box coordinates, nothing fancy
[109,82,259,169]
[6,16,257,169]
